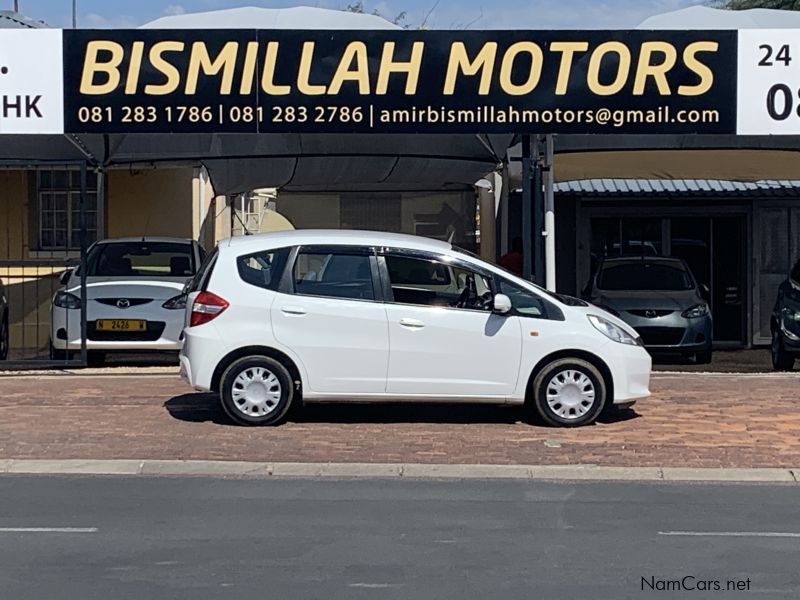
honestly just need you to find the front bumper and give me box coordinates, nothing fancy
[603,342,652,404]
[620,312,712,354]
[51,303,184,351]
[779,318,800,353]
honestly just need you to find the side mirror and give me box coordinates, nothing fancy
[59,269,73,286]
[700,283,710,300]
[493,293,512,315]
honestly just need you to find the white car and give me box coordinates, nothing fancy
[180,230,651,427]
[51,237,204,364]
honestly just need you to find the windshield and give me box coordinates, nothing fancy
[598,262,693,291]
[452,244,567,304]
[85,241,196,278]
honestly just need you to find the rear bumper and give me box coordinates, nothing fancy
[179,323,228,391]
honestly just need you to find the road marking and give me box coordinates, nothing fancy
[0,527,97,533]
[659,531,800,538]
[349,583,401,588]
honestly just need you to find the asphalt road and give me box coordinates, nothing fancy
[1,477,799,599]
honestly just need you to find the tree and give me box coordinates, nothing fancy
[712,0,800,9]
[346,1,410,29]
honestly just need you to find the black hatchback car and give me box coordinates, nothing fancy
[771,259,800,370]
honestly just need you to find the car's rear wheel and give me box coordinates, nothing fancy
[771,329,795,371]
[220,356,294,426]
[695,350,712,365]
[531,358,606,427]
[0,314,8,361]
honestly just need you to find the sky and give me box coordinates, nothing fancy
[13,0,708,30]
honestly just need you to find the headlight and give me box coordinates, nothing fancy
[681,303,709,318]
[587,314,641,346]
[782,307,800,321]
[162,294,187,310]
[53,291,81,309]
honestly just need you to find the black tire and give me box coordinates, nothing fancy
[87,351,106,367]
[530,358,606,427]
[220,355,294,426]
[695,350,712,365]
[49,341,73,362]
[0,313,8,361]
[772,329,795,371]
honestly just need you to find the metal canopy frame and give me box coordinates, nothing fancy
[0,157,89,369]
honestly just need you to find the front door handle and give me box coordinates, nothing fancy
[399,318,425,329]
[281,306,307,316]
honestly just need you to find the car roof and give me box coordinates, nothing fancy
[94,237,195,245]
[221,229,453,253]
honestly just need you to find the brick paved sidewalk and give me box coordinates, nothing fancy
[0,373,798,468]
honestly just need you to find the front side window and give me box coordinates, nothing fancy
[293,248,374,300]
[496,278,547,318]
[237,247,291,291]
[385,254,492,310]
[85,241,196,277]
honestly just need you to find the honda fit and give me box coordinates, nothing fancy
[180,230,651,427]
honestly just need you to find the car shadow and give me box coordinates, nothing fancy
[164,393,641,427]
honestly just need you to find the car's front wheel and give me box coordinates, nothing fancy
[531,358,606,427]
[771,329,795,371]
[220,356,294,426]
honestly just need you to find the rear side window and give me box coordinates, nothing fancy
[237,247,291,291]
[293,248,374,301]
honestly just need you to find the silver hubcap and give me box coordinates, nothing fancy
[231,367,282,417]
[546,369,596,420]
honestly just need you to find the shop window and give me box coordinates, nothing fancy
[36,170,100,251]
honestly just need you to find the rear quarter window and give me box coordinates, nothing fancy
[237,247,291,291]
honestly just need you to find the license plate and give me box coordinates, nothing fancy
[96,319,146,332]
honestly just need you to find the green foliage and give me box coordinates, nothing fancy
[345,1,411,28]
[711,0,800,9]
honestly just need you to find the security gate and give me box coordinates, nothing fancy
[0,161,91,368]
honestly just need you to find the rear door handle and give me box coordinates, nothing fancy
[399,318,425,329]
[281,306,307,316]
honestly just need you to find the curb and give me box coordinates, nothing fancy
[0,460,797,483]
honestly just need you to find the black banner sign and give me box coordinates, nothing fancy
[62,29,737,134]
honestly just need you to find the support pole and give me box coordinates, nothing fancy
[478,181,496,263]
[543,134,556,291]
[498,163,509,257]
[521,134,532,281]
[78,162,88,366]
[532,140,545,286]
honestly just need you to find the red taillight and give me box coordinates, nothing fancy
[190,291,229,327]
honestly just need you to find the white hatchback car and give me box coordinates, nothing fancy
[51,237,204,363]
[180,230,651,427]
